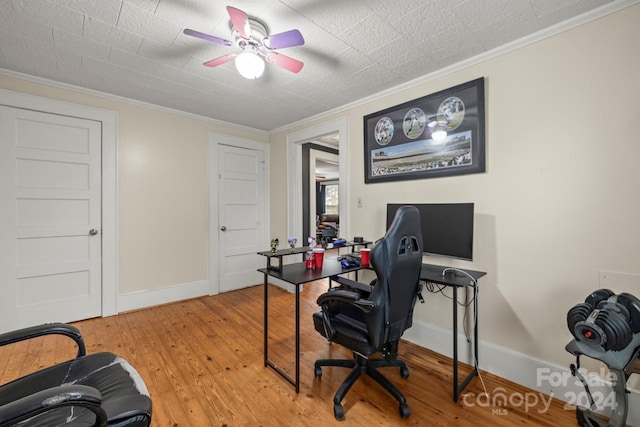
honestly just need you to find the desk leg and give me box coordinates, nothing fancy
[264,273,268,367]
[452,284,479,402]
[452,286,459,401]
[295,284,301,393]
[263,275,300,392]
[473,285,479,372]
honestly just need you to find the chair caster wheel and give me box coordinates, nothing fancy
[400,366,409,378]
[314,366,322,377]
[334,403,345,420]
[399,404,411,418]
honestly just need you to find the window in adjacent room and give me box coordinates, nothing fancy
[323,183,339,214]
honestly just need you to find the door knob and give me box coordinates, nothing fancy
[89,228,99,235]
[220,226,227,231]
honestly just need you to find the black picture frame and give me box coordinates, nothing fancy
[363,77,485,184]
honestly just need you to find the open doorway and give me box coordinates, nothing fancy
[301,138,338,241]
[286,118,348,247]
[308,142,339,243]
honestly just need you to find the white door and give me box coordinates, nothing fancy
[0,106,102,332]
[217,143,266,292]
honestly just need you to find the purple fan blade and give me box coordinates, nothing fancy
[204,54,237,67]
[184,29,233,47]
[227,6,251,40]
[266,51,304,73]
[263,29,305,50]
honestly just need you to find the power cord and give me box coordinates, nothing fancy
[424,279,475,341]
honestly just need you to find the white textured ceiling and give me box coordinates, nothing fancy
[0,0,621,131]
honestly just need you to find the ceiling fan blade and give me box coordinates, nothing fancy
[227,6,251,40]
[263,29,305,50]
[204,54,237,67]
[266,52,304,73]
[184,29,233,47]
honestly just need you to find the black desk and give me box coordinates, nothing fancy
[257,253,486,398]
[257,256,361,393]
[419,264,486,402]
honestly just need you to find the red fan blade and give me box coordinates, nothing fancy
[263,29,305,50]
[227,6,250,40]
[266,52,304,73]
[204,54,237,67]
[184,29,233,47]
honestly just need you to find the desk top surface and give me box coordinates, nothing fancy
[420,263,486,287]
[257,241,372,258]
[258,256,362,285]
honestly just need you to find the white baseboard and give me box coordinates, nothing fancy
[117,280,209,313]
[403,319,640,425]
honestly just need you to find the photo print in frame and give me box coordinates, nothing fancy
[363,77,485,183]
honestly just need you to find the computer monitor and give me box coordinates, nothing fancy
[386,203,474,261]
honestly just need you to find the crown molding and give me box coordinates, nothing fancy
[0,67,269,137]
[271,0,639,135]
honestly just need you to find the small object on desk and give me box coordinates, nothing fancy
[442,267,471,279]
[320,236,329,249]
[360,248,371,266]
[308,236,316,250]
[305,251,315,269]
[353,236,364,243]
[270,237,279,254]
[333,238,347,247]
[339,255,360,268]
[313,248,325,269]
[287,236,297,251]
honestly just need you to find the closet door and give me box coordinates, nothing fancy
[217,143,265,293]
[0,106,102,331]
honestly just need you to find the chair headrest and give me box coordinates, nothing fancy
[371,205,422,270]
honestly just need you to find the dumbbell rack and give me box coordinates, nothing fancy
[566,330,640,426]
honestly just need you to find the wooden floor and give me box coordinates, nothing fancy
[0,280,580,426]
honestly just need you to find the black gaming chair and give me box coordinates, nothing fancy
[312,205,423,420]
[0,323,152,427]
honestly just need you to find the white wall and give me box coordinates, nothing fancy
[0,74,268,302]
[269,4,640,373]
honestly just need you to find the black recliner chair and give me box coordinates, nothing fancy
[0,323,152,427]
[312,205,423,420]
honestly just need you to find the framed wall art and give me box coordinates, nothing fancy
[363,77,485,183]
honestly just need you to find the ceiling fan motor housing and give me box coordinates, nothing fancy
[231,18,268,54]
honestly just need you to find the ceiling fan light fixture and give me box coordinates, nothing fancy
[184,7,304,76]
[235,49,265,79]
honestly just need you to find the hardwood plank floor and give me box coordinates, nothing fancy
[0,280,580,426]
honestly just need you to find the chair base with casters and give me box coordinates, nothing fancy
[314,349,411,420]
[312,206,423,421]
[0,323,152,427]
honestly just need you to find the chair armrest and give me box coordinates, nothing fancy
[0,323,86,357]
[331,276,373,294]
[317,290,375,312]
[0,384,107,427]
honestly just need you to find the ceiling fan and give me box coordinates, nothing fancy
[184,6,305,79]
